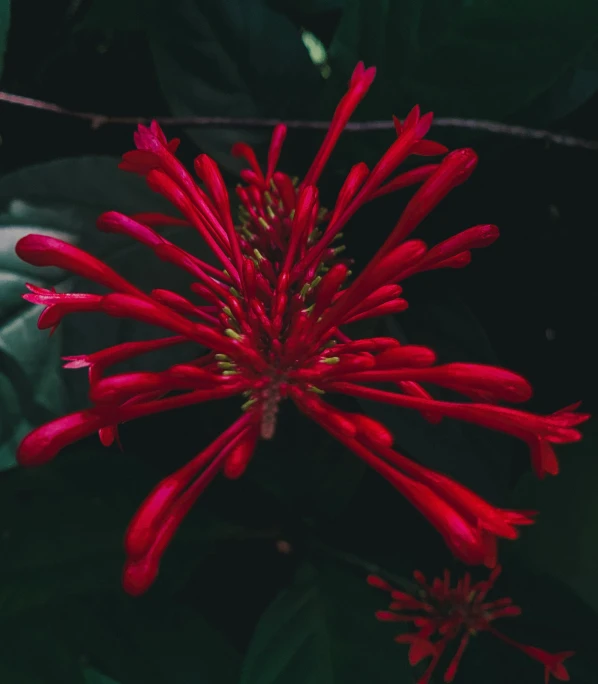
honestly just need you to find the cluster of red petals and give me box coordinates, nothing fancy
[15,62,588,595]
[368,568,574,684]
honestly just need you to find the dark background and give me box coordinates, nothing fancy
[0,2,597,683]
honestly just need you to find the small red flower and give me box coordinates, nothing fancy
[368,567,574,684]
[16,63,588,594]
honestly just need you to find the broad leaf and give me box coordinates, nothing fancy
[0,440,249,616]
[515,39,598,124]
[80,0,159,31]
[0,0,9,78]
[329,0,598,122]
[150,0,319,173]
[0,595,240,684]
[0,621,85,684]
[0,156,210,469]
[512,417,598,614]
[268,0,345,12]
[61,594,241,684]
[85,670,121,684]
[240,561,414,684]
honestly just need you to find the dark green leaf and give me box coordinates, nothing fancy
[150,0,320,173]
[0,441,249,615]
[80,0,160,32]
[85,670,121,684]
[329,0,598,121]
[0,594,240,684]
[240,560,414,684]
[61,594,241,684]
[268,0,345,13]
[516,39,598,124]
[0,617,85,684]
[512,417,598,614]
[0,157,211,470]
[0,0,9,78]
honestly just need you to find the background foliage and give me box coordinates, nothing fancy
[0,0,597,682]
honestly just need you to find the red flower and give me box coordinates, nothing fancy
[16,63,588,594]
[368,567,574,684]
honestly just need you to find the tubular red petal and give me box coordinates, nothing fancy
[367,575,393,591]
[529,438,560,478]
[350,413,394,447]
[195,154,244,276]
[389,149,479,248]
[231,142,265,184]
[99,425,118,447]
[90,370,215,405]
[266,124,287,180]
[119,150,159,174]
[17,411,104,465]
[314,241,426,340]
[326,382,585,448]
[124,424,253,593]
[16,235,142,295]
[130,212,190,227]
[327,338,400,355]
[329,162,370,224]
[311,264,349,319]
[371,164,439,199]
[374,346,437,370]
[344,298,409,322]
[223,422,260,479]
[290,389,358,437]
[386,363,533,404]
[345,284,403,316]
[35,296,104,329]
[427,224,500,263]
[65,336,187,371]
[271,171,297,212]
[125,414,254,559]
[302,62,376,187]
[97,211,164,247]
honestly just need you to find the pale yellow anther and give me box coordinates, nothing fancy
[307,385,325,394]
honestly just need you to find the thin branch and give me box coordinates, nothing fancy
[1,90,598,151]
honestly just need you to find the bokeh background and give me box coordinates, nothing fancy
[0,2,597,683]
